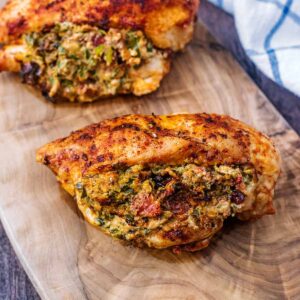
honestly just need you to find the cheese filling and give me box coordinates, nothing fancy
[74,163,257,244]
[20,22,170,102]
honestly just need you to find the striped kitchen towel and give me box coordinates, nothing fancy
[208,0,300,97]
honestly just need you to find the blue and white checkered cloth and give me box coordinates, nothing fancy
[208,0,300,97]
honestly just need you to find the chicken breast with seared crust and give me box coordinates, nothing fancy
[36,114,281,252]
[0,0,199,102]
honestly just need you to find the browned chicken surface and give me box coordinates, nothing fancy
[36,114,281,252]
[0,0,199,102]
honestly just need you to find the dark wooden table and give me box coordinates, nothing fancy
[1,1,299,299]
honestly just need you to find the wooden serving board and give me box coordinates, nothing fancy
[0,16,300,299]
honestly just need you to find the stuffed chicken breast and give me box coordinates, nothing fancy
[36,114,281,252]
[0,0,199,102]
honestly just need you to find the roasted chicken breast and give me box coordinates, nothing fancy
[36,114,281,252]
[0,0,199,102]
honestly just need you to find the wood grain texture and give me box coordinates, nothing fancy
[0,10,299,300]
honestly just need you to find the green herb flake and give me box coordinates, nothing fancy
[77,66,86,78]
[146,43,153,52]
[126,31,139,50]
[49,77,55,85]
[125,214,135,225]
[61,79,73,87]
[85,49,91,60]
[136,48,141,58]
[68,54,79,60]
[107,214,115,220]
[121,184,134,195]
[24,34,35,47]
[143,228,151,235]
[97,217,105,226]
[95,44,105,56]
[56,61,62,68]
[110,228,119,234]
[105,46,113,65]
[81,187,88,198]
[98,29,107,36]
[108,190,118,201]
[58,46,66,54]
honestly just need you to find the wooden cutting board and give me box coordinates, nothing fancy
[0,16,299,299]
